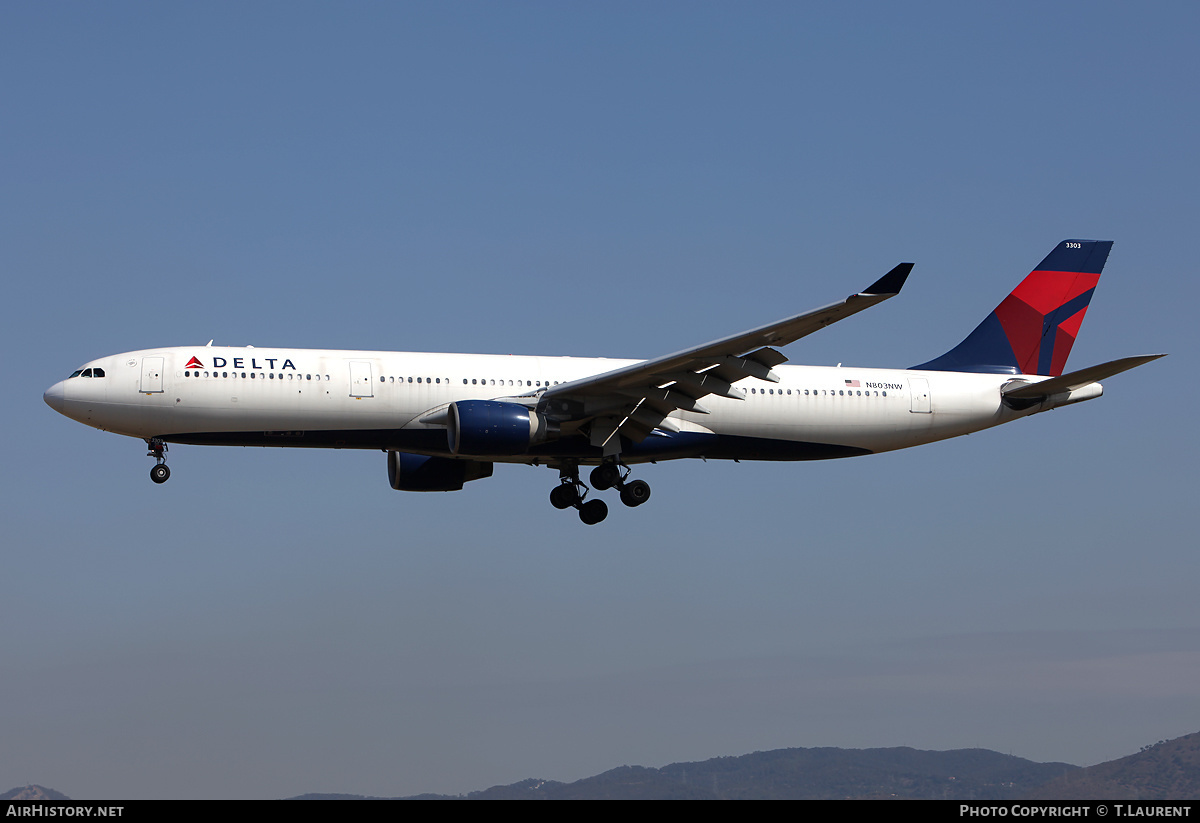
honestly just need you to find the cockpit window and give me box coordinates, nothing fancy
[69,367,106,378]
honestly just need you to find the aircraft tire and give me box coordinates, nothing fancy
[550,484,578,509]
[579,499,608,525]
[590,463,620,491]
[150,464,170,484]
[619,479,651,507]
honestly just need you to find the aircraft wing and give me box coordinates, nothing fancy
[537,263,913,452]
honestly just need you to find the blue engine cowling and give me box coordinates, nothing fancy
[448,400,557,456]
[387,451,493,492]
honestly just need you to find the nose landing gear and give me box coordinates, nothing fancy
[147,439,170,484]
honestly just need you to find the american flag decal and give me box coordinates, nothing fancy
[845,379,860,387]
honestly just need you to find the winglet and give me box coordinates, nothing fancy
[863,263,913,296]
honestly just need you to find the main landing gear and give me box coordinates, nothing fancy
[590,462,651,509]
[147,439,170,484]
[550,460,651,525]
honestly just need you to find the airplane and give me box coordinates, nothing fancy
[44,240,1163,525]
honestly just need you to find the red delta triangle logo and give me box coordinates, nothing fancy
[184,356,204,369]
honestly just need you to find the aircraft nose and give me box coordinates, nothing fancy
[44,381,66,413]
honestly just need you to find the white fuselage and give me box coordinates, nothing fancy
[44,345,1098,465]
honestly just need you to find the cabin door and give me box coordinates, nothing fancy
[140,357,164,393]
[909,378,931,413]
[349,360,374,398]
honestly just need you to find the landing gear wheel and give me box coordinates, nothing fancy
[590,463,622,491]
[579,498,608,525]
[146,439,169,483]
[619,479,651,507]
[550,483,580,510]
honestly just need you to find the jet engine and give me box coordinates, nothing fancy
[387,451,493,492]
[447,400,558,456]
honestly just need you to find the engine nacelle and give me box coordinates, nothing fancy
[387,451,493,492]
[447,400,557,456]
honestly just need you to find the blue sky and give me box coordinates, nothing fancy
[3,2,1198,799]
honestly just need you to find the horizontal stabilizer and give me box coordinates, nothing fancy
[1002,354,1165,399]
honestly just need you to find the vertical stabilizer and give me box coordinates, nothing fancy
[912,240,1112,375]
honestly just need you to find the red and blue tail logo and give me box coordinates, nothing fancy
[913,240,1112,376]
